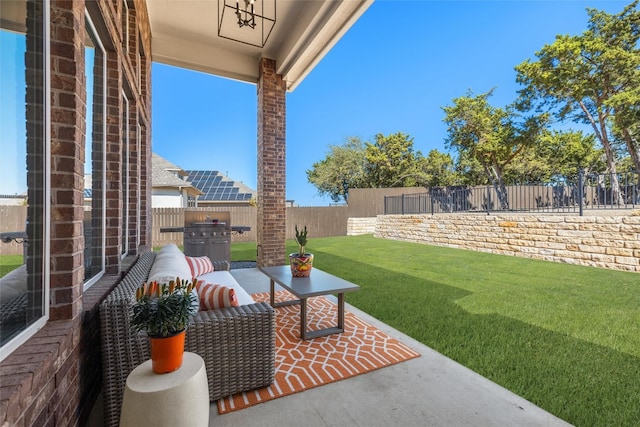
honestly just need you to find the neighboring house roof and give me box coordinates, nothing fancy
[185,170,256,202]
[152,153,202,196]
[153,152,189,178]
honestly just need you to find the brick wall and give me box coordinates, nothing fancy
[376,213,640,272]
[0,0,152,425]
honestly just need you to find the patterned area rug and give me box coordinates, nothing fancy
[217,291,421,414]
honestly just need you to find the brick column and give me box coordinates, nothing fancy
[104,50,122,272]
[49,0,85,320]
[140,122,151,248]
[257,58,286,267]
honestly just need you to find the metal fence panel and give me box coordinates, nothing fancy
[384,171,640,216]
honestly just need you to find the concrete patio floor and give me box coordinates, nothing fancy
[90,267,572,427]
[209,267,572,427]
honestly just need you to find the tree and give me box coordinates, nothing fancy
[453,150,487,185]
[442,89,546,209]
[364,132,424,187]
[515,1,640,202]
[306,137,366,203]
[504,130,604,183]
[417,149,458,187]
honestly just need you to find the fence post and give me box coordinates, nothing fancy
[486,186,491,215]
[431,193,435,215]
[578,169,584,216]
[401,194,405,215]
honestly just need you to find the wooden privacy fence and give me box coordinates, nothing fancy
[152,206,350,248]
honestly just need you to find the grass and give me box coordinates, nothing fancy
[233,235,640,426]
[0,255,23,277]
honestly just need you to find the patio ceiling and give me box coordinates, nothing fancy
[146,0,374,91]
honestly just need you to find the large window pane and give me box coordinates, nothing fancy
[84,15,105,286]
[0,0,48,353]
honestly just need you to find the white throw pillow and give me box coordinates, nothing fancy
[148,244,193,285]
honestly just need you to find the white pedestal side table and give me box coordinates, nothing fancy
[119,352,209,427]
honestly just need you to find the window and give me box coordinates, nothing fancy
[84,13,106,288]
[0,0,50,360]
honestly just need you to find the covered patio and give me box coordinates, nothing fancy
[0,1,569,425]
[126,3,569,423]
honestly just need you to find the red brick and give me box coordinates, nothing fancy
[2,0,152,424]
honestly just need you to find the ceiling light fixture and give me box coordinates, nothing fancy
[236,0,256,28]
[218,0,276,48]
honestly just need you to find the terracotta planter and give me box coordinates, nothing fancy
[289,253,314,277]
[149,329,186,374]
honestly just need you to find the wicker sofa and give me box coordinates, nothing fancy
[99,250,275,427]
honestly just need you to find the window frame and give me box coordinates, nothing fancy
[83,11,107,291]
[0,0,51,362]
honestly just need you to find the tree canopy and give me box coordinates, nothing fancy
[442,89,547,208]
[306,132,457,202]
[515,0,640,199]
[364,132,423,188]
[306,137,366,203]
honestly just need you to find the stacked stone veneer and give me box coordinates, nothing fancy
[347,217,377,235]
[375,213,640,272]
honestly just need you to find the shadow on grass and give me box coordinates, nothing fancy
[314,251,640,427]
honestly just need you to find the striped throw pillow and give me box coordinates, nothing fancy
[185,256,214,277]
[195,282,239,310]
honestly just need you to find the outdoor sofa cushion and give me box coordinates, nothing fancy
[147,243,193,284]
[147,244,255,308]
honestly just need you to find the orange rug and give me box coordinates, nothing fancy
[217,291,420,414]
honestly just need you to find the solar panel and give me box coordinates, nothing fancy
[185,170,254,202]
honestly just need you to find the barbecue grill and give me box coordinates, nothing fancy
[183,211,231,263]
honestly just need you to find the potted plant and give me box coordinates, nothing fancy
[289,225,314,277]
[131,278,198,374]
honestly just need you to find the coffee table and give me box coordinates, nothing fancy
[259,265,360,340]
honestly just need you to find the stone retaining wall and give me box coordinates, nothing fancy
[347,217,377,235]
[375,213,640,272]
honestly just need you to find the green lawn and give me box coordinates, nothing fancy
[0,255,23,277]
[233,235,640,426]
